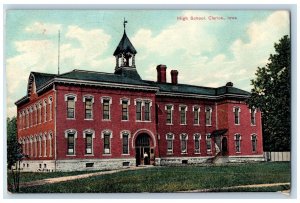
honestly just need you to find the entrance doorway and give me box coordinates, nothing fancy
[135,133,151,166]
[222,137,228,155]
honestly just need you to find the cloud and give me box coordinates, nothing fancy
[25,22,62,35]
[134,10,290,92]
[6,25,112,117]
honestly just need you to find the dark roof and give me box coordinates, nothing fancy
[144,81,250,97]
[113,31,137,56]
[114,67,142,80]
[31,72,56,89]
[58,69,149,86]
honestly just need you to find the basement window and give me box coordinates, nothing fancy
[86,163,94,168]
[122,162,130,166]
[182,160,188,164]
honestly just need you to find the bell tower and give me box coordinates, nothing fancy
[113,19,141,80]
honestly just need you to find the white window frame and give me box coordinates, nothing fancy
[143,100,152,122]
[101,130,113,155]
[39,134,42,157]
[250,108,257,126]
[38,102,42,124]
[206,134,212,153]
[49,96,53,121]
[64,129,78,156]
[22,111,25,129]
[234,133,242,153]
[43,133,47,157]
[18,112,22,130]
[179,105,187,125]
[29,107,33,127]
[193,133,201,154]
[134,99,143,121]
[120,98,130,121]
[193,105,200,125]
[180,133,188,154]
[65,93,77,119]
[34,135,38,157]
[166,133,174,154]
[205,106,212,126]
[83,95,94,120]
[233,106,241,125]
[30,136,33,157]
[48,132,53,157]
[83,129,95,155]
[101,96,112,121]
[26,109,29,128]
[251,134,257,152]
[44,99,47,123]
[120,130,131,155]
[165,104,174,125]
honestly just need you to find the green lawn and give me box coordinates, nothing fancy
[15,162,290,193]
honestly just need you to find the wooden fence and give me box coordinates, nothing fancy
[264,151,290,162]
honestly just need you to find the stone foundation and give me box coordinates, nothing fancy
[158,156,212,166]
[227,155,265,163]
[19,160,56,172]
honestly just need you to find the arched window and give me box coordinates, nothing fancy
[83,95,94,120]
[65,94,77,119]
[234,134,242,153]
[251,134,257,152]
[166,133,174,154]
[101,130,112,154]
[165,104,174,124]
[65,129,77,155]
[193,106,200,125]
[83,129,95,155]
[233,106,241,125]
[205,106,212,126]
[180,133,188,153]
[179,105,187,125]
[121,130,130,155]
[194,133,201,154]
[206,134,212,153]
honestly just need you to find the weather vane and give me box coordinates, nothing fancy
[123,18,128,30]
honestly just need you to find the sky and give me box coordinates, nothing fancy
[5,10,290,118]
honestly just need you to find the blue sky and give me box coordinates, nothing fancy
[5,10,290,117]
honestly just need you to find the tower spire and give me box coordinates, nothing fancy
[123,18,128,32]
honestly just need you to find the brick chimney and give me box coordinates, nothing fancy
[156,64,167,83]
[171,70,178,85]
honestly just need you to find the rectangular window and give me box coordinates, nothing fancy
[193,106,199,125]
[122,100,128,120]
[104,134,110,154]
[85,98,93,119]
[180,106,187,125]
[206,134,211,152]
[251,135,257,152]
[205,107,212,126]
[235,134,241,152]
[251,108,256,125]
[67,133,75,155]
[181,134,187,153]
[44,101,47,122]
[167,134,173,153]
[103,99,110,120]
[166,105,173,124]
[67,98,75,119]
[85,133,93,154]
[234,107,240,125]
[136,101,142,121]
[194,134,200,153]
[122,134,129,154]
[144,101,150,121]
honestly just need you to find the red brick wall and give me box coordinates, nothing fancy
[17,90,55,160]
[55,84,158,160]
[156,96,217,157]
[217,100,263,156]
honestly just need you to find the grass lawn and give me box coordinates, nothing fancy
[15,162,290,193]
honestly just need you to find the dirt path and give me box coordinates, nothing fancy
[179,182,290,193]
[19,166,151,188]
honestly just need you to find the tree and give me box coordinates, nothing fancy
[7,117,27,192]
[247,35,291,151]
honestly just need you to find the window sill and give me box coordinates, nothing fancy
[193,124,200,126]
[121,154,130,156]
[67,118,76,120]
[121,120,129,122]
[102,154,111,156]
[135,120,152,122]
[102,119,111,121]
[251,124,256,126]
[181,152,188,155]
[167,152,173,155]
[66,154,76,156]
[206,125,212,127]
[235,152,241,154]
[234,124,240,126]
[84,154,94,156]
[166,123,173,125]
[180,124,187,125]
[194,152,201,155]
[84,119,93,121]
